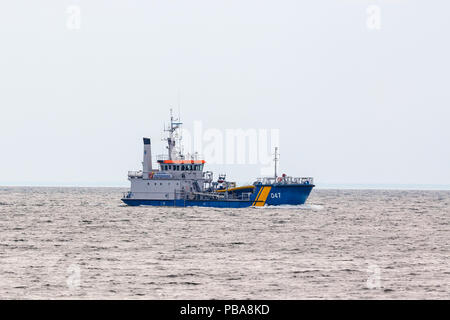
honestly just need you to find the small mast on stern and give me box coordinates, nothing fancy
[274,147,279,179]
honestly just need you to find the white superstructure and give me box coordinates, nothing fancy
[124,110,223,201]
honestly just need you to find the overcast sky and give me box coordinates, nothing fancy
[0,1,449,188]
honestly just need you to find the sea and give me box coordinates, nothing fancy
[0,187,448,299]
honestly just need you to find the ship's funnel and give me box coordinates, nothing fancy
[143,137,152,173]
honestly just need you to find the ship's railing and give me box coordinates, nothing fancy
[156,153,205,161]
[122,191,132,199]
[123,190,253,201]
[156,154,170,161]
[255,176,314,185]
[128,171,143,178]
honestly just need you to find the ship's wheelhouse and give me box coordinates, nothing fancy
[157,160,206,172]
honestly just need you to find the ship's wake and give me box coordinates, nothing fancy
[253,204,323,211]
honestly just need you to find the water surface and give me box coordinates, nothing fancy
[0,187,448,299]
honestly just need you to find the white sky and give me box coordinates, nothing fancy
[0,1,449,188]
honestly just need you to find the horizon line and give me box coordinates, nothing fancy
[1,183,450,191]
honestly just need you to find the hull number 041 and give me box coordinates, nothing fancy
[270,192,281,198]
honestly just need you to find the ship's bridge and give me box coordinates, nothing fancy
[157,159,206,172]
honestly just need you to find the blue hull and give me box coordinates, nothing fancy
[122,184,314,208]
[121,199,254,208]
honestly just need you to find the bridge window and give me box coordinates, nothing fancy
[181,165,185,171]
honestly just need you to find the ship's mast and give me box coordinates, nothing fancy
[164,108,183,160]
[274,147,279,179]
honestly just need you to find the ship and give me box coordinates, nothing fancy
[121,111,314,207]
